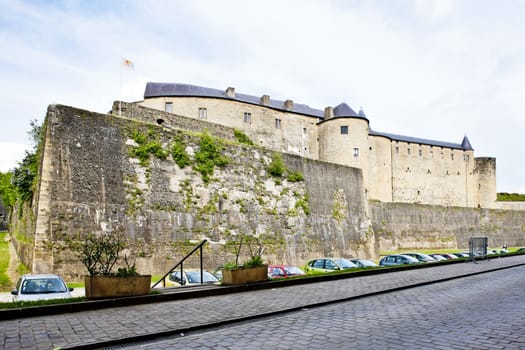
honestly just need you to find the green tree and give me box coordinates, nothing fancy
[11,119,44,202]
[0,172,16,209]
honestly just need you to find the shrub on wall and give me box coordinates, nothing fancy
[194,131,230,183]
[267,153,285,177]
[233,129,254,145]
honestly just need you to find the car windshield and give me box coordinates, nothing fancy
[334,258,357,268]
[186,271,218,283]
[21,278,66,294]
[356,260,376,267]
[284,266,304,275]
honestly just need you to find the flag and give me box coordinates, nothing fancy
[122,58,135,70]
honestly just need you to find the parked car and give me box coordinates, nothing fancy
[350,259,378,268]
[452,252,471,258]
[213,266,224,281]
[516,247,525,253]
[168,269,220,287]
[11,274,73,302]
[304,258,358,274]
[428,254,447,261]
[268,265,306,278]
[438,253,458,260]
[379,254,420,267]
[402,252,436,262]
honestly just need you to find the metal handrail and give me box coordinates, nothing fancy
[151,239,207,288]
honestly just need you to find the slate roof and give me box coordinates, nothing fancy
[144,82,474,151]
[144,82,324,118]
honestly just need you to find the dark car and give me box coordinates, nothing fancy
[379,254,419,267]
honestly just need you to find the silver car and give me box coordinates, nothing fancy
[379,254,420,266]
[11,274,73,302]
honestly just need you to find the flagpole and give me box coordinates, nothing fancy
[119,61,122,116]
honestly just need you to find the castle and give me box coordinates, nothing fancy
[138,82,496,209]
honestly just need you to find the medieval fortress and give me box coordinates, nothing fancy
[16,82,524,277]
[139,82,496,209]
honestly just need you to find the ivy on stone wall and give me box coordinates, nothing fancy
[128,129,168,166]
[233,129,254,145]
[171,136,190,168]
[193,131,230,183]
[267,152,305,183]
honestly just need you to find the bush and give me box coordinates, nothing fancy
[234,129,254,145]
[194,131,230,183]
[287,170,304,182]
[267,153,285,177]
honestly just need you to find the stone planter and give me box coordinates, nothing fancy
[84,275,151,299]
[221,265,268,286]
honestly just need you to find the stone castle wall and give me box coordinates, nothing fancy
[370,201,525,251]
[29,104,371,278]
[10,103,523,279]
[138,95,496,209]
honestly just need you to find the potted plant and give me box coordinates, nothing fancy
[221,235,268,286]
[66,229,151,299]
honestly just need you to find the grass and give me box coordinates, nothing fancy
[0,232,11,291]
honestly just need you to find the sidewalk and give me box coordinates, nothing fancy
[1,255,524,350]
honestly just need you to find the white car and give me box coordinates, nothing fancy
[11,274,73,302]
[167,269,220,287]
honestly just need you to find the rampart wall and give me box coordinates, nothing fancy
[10,103,524,279]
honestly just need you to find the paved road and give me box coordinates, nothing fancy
[1,256,523,349]
[125,264,525,350]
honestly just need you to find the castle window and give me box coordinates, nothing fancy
[165,102,173,113]
[418,149,422,157]
[464,154,470,161]
[198,108,207,119]
[340,126,348,134]
[303,127,307,134]
[275,118,281,129]
[451,153,454,160]
[395,146,399,154]
[353,148,359,158]
[243,112,251,124]
[407,148,411,155]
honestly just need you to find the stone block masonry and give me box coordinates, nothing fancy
[11,103,525,279]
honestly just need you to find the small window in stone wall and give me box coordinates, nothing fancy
[165,102,173,113]
[395,146,399,154]
[451,153,454,160]
[340,126,348,134]
[275,118,281,129]
[199,108,207,119]
[353,147,359,158]
[419,149,422,157]
[464,154,470,161]
[244,112,251,124]
[407,148,411,155]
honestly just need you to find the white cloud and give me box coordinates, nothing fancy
[0,143,30,172]
[0,0,524,193]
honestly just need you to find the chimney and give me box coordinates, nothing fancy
[324,106,334,119]
[260,94,270,105]
[284,99,294,110]
[226,87,235,98]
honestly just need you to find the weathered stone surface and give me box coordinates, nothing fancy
[10,103,525,279]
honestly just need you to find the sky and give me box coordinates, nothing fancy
[0,0,524,193]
